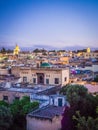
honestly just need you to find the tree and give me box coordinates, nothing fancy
[10,96,39,130]
[73,111,98,130]
[22,102,39,115]
[61,84,97,130]
[0,106,13,130]
[10,96,39,116]
[61,84,88,107]
[0,100,9,107]
[61,106,75,130]
[94,76,98,82]
[1,47,6,53]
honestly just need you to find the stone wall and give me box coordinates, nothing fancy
[26,115,62,130]
[0,90,31,103]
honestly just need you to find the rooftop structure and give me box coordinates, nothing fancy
[27,94,66,130]
[40,62,52,68]
[0,84,59,103]
[28,105,64,120]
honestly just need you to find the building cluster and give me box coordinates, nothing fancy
[0,45,98,130]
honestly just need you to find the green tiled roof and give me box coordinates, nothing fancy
[40,62,51,67]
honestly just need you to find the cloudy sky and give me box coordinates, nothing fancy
[0,0,98,49]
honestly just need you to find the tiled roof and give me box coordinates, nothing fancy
[28,105,64,120]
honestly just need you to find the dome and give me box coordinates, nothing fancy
[40,62,51,68]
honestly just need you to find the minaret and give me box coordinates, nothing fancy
[87,47,90,53]
[13,44,20,56]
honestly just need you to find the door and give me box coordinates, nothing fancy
[58,98,63,106]
[37,73,44,84]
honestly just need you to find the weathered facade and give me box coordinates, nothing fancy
[19,67,69,86]
[27,115,62,130]
[27,94,66,130]
[27,105,63,130]
[0,88,34,103]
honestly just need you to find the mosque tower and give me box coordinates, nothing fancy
[87,47,91,53]
[13,44,20,56]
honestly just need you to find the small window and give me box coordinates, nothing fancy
[3,96,8,101]
[33,78,36,84]
[46,79,49,84]
[54,78,59,84]
[23,77,27,82]
[65,77,67,81]
[15,97,20,100]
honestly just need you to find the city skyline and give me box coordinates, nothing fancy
[0,0,98,49]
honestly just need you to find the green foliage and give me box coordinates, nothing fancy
[94,76,98,82]
[61,85,98,130]
[0,100,9,107]
[22,102,39,115]
[10,96,39,116]
[33,48,47,53]
[96,106,98,114]
[19,96,30,107]
[0,106,13,130]
[60,85,68,95]
[0,96,39,130]
[62,84,88,106]
[9,96,39,130]
[73,111,98,130]
[0,47,6,53]
[10,100,21,116]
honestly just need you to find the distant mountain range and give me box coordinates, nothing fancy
[0,44,98,51]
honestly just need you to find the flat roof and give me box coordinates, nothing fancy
[0,84,55,93]
[20,67,68,71]
[85,84,98,93]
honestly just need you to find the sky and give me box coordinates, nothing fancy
[0,0,98,50]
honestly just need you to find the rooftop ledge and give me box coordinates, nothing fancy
[20,67,69,70]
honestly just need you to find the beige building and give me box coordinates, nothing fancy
[27,106,62,130]
[0,87,34,103]
[83,52,98,59]
[19,66,69,86]
[11,62,69,86]
[0,68,8,75]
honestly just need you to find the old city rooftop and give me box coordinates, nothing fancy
[28,105,64,120]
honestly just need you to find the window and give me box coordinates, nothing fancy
[33,78,36,84]
[3,96,8,101]
[23,77,27,82]
[32,74,36,76]
[46,79,49,84]
[15,97,20,100]
[54,78,59,84]
[65,77,67,81]
[46,75,50,77]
